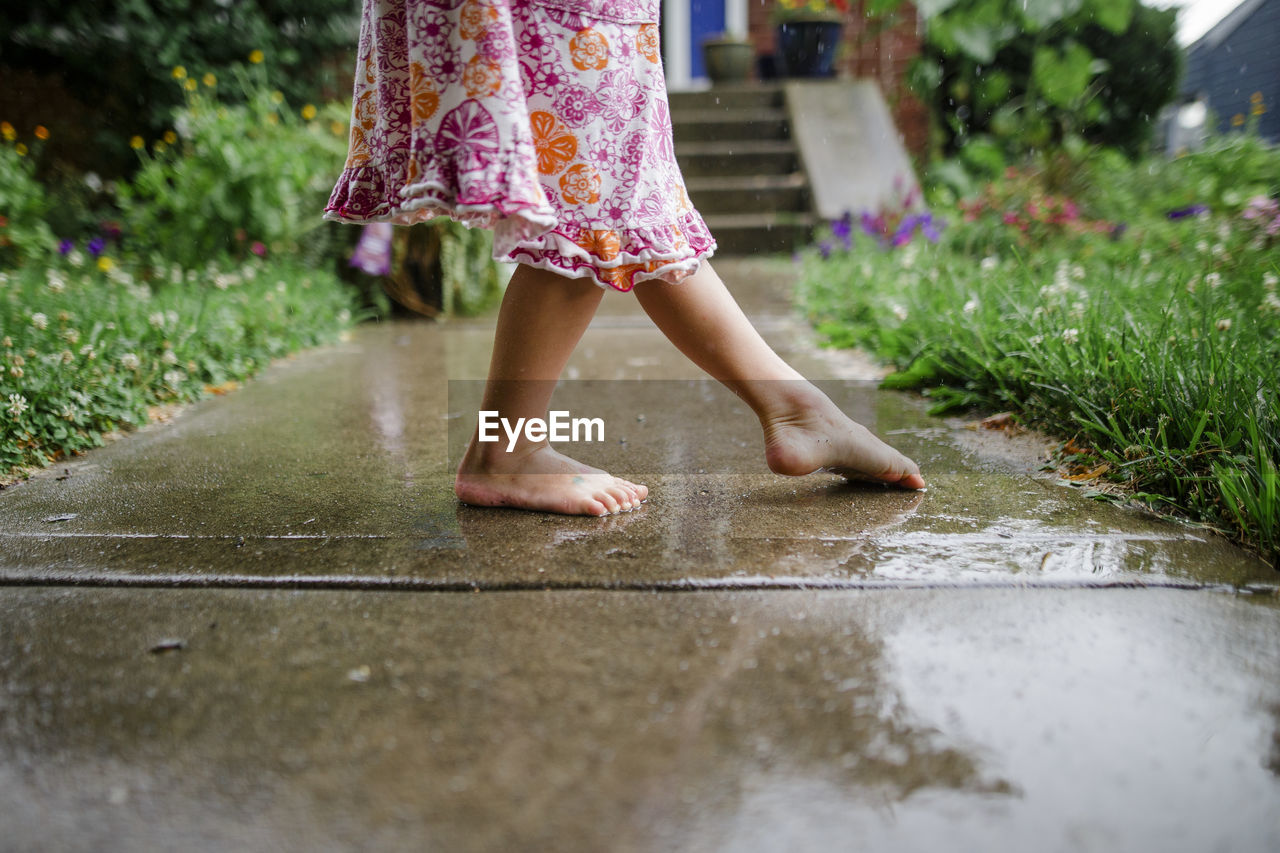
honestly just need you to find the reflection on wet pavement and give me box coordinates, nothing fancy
[1,587,1276,851]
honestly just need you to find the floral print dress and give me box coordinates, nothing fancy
[325,0,716,292]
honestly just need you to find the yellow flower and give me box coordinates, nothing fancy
[0,121,14,141]
[330,120,345,137]
[130,135,145,149]
[184,78,198,91]
[97,257,114,273]
[1252,101,1266,116]
[301,104,317,121]
[249,49,265,64]
[1251,91,1263,104]
[34,125,49,140]
[203,72,216,87]
[14,143,27,156]
[163,130,177,144]
[154,140,167,153]
[1231,113,1245,127]
[172,66,187,79]
[270,90,284,104]
[266,112,279,125]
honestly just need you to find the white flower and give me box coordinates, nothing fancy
[963,299,978,315]
[163,369,185,386]
[275,280,287,293]
[1216,318,1232,332]
[62,328,80,345]
[891,304,909,321]
[83,171,103,192]
[47,270,67,293]
[148,312,166,328]
[161,349,178,365]
[1139,251,1152,266]
[1028,334,1044,346]
[337,309,352,325]
[1261,293,1280,314]
[31,313,48,330]
[79,344,96,359]
[8,365,22,379]
[980,256,998,271]
[1204,272,1221,288]
[1195,240,1209,254]
[1070,264,1085,281]
[1211,243,1225,257]
[60,405,78,421]
[1061,328,1080,344]
[6,394,28,418]
[120,352,141,371]
[67,249,85,268]
[1263,272,1277,292]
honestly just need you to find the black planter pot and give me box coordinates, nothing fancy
[776,20,843,78]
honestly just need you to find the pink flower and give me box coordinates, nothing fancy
[251,241,266,256]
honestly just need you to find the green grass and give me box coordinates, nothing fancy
[1,253,359,479]
[799,191,1280,566]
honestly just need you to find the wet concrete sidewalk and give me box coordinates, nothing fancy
[2,259,1278,851]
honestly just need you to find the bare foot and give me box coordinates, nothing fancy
[760,386,926,490]
[455,442,648,517]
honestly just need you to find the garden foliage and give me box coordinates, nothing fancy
[1,0,358,176]
[799,136,1280,564]
[907,0,1181,160]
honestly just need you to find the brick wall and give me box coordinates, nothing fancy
[746,1,929,159]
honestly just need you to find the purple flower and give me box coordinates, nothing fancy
[58,239,74,255]
[920,215,942,243]
[87,237,105,257]
[1167,204,1209,220]
[818,240,833,260]
[830,212,853,250]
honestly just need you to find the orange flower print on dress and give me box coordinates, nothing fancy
[560,163,602,205]
[599,263,645,291]
[459,0,499,40]
[570,29,610,71]
[464,56,503,98]
[637,24,660,63]
[409,62,440,122]
[530,111,577,175]
[578,228,621,261]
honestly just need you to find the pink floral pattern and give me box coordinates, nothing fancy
[325,0,715,291]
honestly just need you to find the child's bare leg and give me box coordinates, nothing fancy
[634,261,926,489]
[455,264,647,516]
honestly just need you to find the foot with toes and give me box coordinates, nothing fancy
[455,442,647,517]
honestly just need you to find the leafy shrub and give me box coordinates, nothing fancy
[1,0,358,177]
[910,0,1181,159]
[118,67,351,271]
[0,131,55,268]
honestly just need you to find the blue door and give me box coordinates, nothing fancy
[689,0,726,80]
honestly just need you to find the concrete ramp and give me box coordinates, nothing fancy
[785,80,921,220]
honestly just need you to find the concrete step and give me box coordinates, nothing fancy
[671,108,790,143]
[685,173,810,215]
[704,211,816,255]
[676,140,801,179]
[668,84,785,112]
